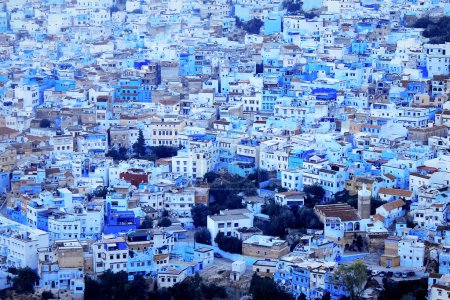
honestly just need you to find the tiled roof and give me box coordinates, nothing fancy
[315,203,360,221]
[379,188,412,197]
[373,214,385,222]
[380,199,406,212]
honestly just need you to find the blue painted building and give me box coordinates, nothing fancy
[400,81,428,105]
[0,171,10,194]
[234,4,250,21]
[288,149,314,170]
[55,79,76,92]
[292,266,310,298]
[264,13,282,35]
[227,161,255,177]
[23,75,56,105]
[439,247,450,274]
[262,88,282,112]
[115,77,151,103]
[104,207,140,234]
[36,209,60,232]
[179,47,205,76]
[324,273,350,300]
[0,12,9,33]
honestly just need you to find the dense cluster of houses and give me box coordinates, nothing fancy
[0,0,450,298]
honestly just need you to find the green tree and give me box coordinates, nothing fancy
[12,267,40,294]
[84,277,101,299]
[139,216,153,229]
[132,129,146,158]
[203,171,219,184]
[304,184,325,207]
[304,12,318,19]
[379,278,428,300]
[194,228,212,245]
[295,206,323,229]
[191,204,212,227]
[283,0,303,15]
[93,186,109,199]
[414,17,430,28]
[41,290,54,300]
[201,281,228,300]
[39,119,51,128]
[334,190,350,202]
[247,168,270,185]
[334,261,367,299]
[158,217,172,227]
[149,145,178,161]
[125,275,149,300]
[96,270,129,299]
[243,18,264,34]
[209,173,256,206]
[168,273,227,300]
[249,273,293,300]
[106,146,128,161]
[215,232,242,254]
[322,292,331,300]
[84,271,149,300]
[414,16,450,43]
[260,200,323,237]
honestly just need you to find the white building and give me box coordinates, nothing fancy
[171,136,218,179]
[48,212,81,242]
[0,216,49,270]
[413,203,447,229]
[375,199,406,228]
[92,237,128,274]
[275,191,305,207]
[207,209,254,245]
[281,169,303,191]
[424,43,450,77]
[164,188,195,225]
[157,267,187,288]
[398,236,425,268]
[193,247,214,268]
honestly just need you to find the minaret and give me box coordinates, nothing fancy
[358,183,371,219]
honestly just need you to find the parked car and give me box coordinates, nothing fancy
[394,272,402,278]
[402,272,408,278]
[367,269,372,276]
[407,271,416,277]
[214,252,222,258]
[386,271,393,278]
[371,270,379,276]
[379,271,386,277]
